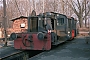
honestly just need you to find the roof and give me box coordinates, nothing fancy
[71,17,77,21]
[11,16,28,21]
[41,12,67,18]
[74,18,77,21]
[67,16,71,19]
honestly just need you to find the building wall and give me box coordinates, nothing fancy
[12,18,28,33]
[5,17,28,37]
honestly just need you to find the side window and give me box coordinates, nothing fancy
[68,19,71,28]
[46,18,52,30]
[38,18,45,29]
[57,18,64,26]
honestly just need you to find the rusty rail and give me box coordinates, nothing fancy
[0,38,10,40]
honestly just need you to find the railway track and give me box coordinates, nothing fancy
[0,38,42,60]
[0,46,42,60]
[0,47,28,60]
[0,37,73,60]
[0,37,68,60]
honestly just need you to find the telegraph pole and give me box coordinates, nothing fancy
[3,0,7,47]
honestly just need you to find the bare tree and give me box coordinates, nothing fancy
[68,0,90,28]
[1,0,90,29]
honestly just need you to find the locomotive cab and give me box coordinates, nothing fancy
[67,17,76,40]
[71,17,75,39]
[74,19,77,37]
[43,12,69,45]
[67,16,73,40]
[55,14,69,44]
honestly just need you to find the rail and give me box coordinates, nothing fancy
[0,37,10,40]
[0,47,29,60]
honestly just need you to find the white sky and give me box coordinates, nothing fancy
[0,0,2,6]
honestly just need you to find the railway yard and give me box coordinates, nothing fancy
[0,8,90,60]
[0,0,90,60]
[0,14,90,60]
[0,35,90,60]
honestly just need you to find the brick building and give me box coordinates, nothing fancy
[10,16,28,32]
[6,16,28,37]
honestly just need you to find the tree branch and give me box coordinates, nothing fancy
[83,10,90,20]
[70,0,79,17]
[82,0,85,13]
[73,1,80,10]
[77,0,81,10]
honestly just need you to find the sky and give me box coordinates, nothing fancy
[0,0,3,7]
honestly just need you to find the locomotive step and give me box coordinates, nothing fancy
[52,40,66,45]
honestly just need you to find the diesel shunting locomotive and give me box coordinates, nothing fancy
[10,10,77,50]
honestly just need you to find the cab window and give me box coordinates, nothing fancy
[57,18,64,26]
[30,17,38,32]
[68,19,71,28]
